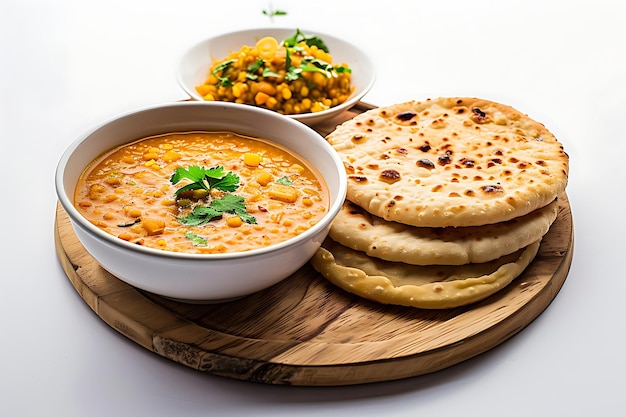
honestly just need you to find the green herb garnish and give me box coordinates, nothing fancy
[185,231,208,246]
[170,166,239,196]
[276,176,293,186]
[246,59,264,80]
[211,59,236,86]
[262,8,287,18]
[117,219,141,227]
[262,68,282,78]
[241,29,350,83]
[177,194,256,226]
[283,29,329,53]
[170,165,256,226]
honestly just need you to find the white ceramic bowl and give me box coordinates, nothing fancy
[55,101,347,302]
[176,27,375,125]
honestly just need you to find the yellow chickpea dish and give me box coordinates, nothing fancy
[195,29,354,115]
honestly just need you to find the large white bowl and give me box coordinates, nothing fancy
[176,27,375,126]
[55,101,347,302]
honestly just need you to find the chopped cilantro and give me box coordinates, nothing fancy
[262,9,287,18]
[262,68,282,78]
[211,59,236,86]
[240,29,350,84]
[117,219,140,227]
[185,231,208,247]
[283,29,329,53]
[276,176,293,186]
[177,194,257,226]
[247,59,264,73]
[177,205,223,226]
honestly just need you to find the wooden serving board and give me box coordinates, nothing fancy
[54,103,574,386]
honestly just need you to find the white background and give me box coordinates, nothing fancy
[1,1,624,416]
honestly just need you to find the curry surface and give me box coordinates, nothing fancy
[74,131,328,254]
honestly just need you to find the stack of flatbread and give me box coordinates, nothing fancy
[311,97,569,309]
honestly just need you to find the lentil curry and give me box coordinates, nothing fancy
[74,131,329,254]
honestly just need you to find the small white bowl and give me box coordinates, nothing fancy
[55,101,347,302]
[176,27,375,126]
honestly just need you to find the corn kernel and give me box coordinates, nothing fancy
[226,216,243,228]
[256,170,273,186]
[124,206,142,218]
[104,177,121,185]
[88,184,105,199]
[243,152,263,167]
[160,199,176,206]
[162,150,181,162]
[255,91,270,105]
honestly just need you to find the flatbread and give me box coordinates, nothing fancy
[326,97,569,227]
[329,199,558,265]
[310,238,541,309]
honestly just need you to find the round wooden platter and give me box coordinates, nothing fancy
[54,103,574,386]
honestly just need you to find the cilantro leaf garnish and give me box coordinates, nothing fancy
[176,194,257,226]
[284,47,300,81]
[262,68,282,78]
[211,59,236,86]
[185,231,208,246]
[170,166,239,196]
[171,166,256,226]
[178,206,223,226]
[211,194,257,224]
[208,171,240,192]
[276,176,293,186]
[262,9,287,18]
[283,29,329,53]
[247,58,264,73]
[281,29,348,81]
[246,59,264,80]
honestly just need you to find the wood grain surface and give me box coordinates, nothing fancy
[53,103,574,386]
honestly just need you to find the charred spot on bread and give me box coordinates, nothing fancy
[481,184,504,194]
[396,111,416,120]
[417,159,435,169]
[380,169,401,184]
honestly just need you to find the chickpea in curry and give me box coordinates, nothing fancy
[74,131,329,254]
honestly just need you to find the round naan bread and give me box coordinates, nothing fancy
[329,199,558,265]
[311,238,541,309]
[326,97,569,227]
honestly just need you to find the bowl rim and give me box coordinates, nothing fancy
[175,26,376,122]
[55,101,347,261]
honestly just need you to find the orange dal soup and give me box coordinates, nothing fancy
[74,131,329,254]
